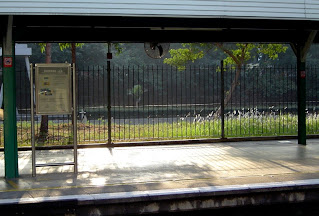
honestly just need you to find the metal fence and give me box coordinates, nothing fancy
[1,63,319,146]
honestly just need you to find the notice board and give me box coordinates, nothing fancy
[35,63,72,115]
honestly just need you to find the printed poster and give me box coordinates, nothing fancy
[35,63,72,115]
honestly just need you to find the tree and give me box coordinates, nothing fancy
[128,84,144,107]
[164,43,288,115]
[37,43,52,143]
[58,43,84,64]
[37,43,83,143]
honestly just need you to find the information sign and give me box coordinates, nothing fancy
[35,63,72,115]
[3,57,13,67]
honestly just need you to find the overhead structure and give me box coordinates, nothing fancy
[1,0,319,178]
[0,0,318,43]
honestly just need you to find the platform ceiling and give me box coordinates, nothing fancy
[1,0,319,43]
[0,15,316,44]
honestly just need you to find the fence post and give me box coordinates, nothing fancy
[107,43,112,145]
[220,60,225,139]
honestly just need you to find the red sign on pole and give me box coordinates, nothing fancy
[300,70,306,79]
[3,57,13,68]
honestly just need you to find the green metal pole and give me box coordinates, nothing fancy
[297,46,307,145]
[2,15,18,178]
[107,43,112,145]
[220,60,225,139]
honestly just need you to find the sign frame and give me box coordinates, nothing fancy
[31,63,77,176]
[35,63,72,115]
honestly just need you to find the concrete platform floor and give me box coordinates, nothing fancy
[1,139,319,200]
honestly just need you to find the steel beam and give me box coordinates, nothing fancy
[14,28,304,43]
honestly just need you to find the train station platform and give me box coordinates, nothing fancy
[1,139,319,215]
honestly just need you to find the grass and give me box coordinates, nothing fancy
[0,112,318,147]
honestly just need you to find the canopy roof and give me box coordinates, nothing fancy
[1,0,319,43]
[1,0,318,21]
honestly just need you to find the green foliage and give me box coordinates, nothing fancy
[128,84,144,106]
[164,43,288,69]
[38,43,84,53]
[129,84,143,97]
[31,43,294,71]
[38,43,46,53]
[257,44,288,60]
[58,43,84,51]
[164,43,289,114]
[164,44,206,70]
[10,113,319,146]
[112,43,123,55]
[223,44,253,65]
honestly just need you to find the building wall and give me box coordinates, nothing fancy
[0,0,318,21]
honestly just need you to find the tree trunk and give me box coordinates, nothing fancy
[71,43,76,65]
[223,65,242,107]
[215,65,242,116]
[38,43,51,143]
[214,43,246,117]
[135,97,141,107]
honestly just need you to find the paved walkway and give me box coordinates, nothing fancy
[1,139,319,200]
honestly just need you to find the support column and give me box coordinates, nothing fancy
[291,30,317,145]
[2,15,18,178]
[220,60,225,139]
[107,43,112,145]
[297,47,306,145]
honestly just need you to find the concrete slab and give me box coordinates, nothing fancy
[1,139,319,214]
[1,139,319,190]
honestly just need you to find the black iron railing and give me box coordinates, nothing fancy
[1,63,319,146]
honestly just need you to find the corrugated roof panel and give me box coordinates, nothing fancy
[306,0,319,20]
[0,0,315,20]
